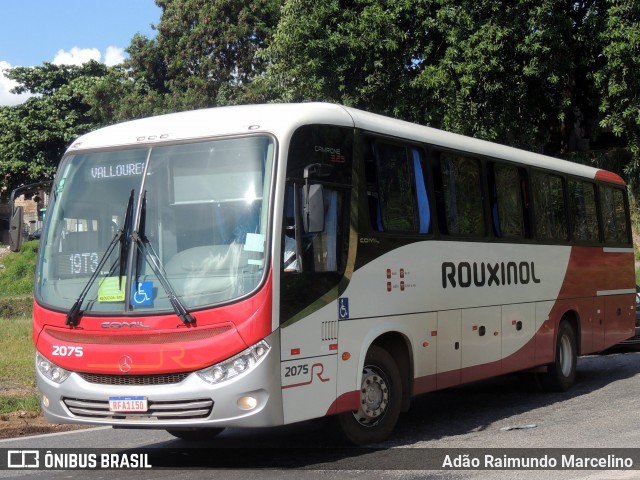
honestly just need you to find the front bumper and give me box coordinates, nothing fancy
[36,331,284,429]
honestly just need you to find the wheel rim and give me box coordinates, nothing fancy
[352,365,390,427]
[559,334,573,377]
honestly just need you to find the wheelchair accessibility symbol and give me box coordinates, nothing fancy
[131,281,153,307]
[338,297,349,320]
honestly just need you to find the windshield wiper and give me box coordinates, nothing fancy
[119,190,135,289]
[66,190,135,327]
[133,191,196,325]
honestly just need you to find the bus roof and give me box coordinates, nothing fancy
[67,102,624,186]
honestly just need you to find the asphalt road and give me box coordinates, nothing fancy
[1,348,639,479]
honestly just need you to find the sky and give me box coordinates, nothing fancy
[0,0,162,106]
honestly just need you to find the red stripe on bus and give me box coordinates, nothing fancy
[595,170,626,186]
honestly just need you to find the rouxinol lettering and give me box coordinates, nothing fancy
[442,261,541,288]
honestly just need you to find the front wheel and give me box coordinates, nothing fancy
[336,345,402,445]
[540,320,577,392]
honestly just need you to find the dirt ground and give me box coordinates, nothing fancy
[0,385,88,440]
[0,410,84,439]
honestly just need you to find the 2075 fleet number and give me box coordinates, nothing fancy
[52,345,84,357]
[284,364,309,377]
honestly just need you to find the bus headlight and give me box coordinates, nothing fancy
[196,340,270,385]
[36,353,70,384]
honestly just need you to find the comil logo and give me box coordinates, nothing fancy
[8,450,39,468]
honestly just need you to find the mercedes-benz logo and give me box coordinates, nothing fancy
[118,355,133,373]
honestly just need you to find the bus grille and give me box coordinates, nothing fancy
[62,397,213,420]
[78,372,189,386]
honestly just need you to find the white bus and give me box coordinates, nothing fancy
[33,103,636,444]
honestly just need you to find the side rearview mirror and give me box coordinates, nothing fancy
[303,184,324,233]
[9,206,23,252]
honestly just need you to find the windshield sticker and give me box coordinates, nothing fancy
[98,276,126,302]
[244,233,265,252]
[131,281,153,307]
[55,178,66,194]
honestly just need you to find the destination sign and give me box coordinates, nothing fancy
[88,162,145,180]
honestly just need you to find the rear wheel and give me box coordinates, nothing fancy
[336,345,402,445]
[540,320,577,392]
[166,427,225,441]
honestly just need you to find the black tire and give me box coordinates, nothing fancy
[540,320,577,392]
[166,427,225,441]
[336,345,402,445]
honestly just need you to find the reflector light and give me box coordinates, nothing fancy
[237,396,258,410]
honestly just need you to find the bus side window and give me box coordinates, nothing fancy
[520,173,533,238]
[365,140,430,234]
[489,163,525,239]
[569,179,599,243]
[363,142,383,231]
[532,171,568,242]
[282,184,343,273]
[600,185,630,245]
[376,142,417,232]
[439,153,484,237]
[282,185,299,272]
[412,148,430,234]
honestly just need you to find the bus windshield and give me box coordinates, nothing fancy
[36,136,274,315]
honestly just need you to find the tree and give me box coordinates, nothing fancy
[415,1,612,155]
[93,0,282,121]
[260,1,626,159]
[0,62,109,199]
[257,0,432,116]
[594,0,640,197]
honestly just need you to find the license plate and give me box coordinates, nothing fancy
[108,396,148,412]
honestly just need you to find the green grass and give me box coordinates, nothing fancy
[0,394,40,415]
[0,242,39,415]
[0,315,38,414]
[0,316,36,388]
[0,241,39,297]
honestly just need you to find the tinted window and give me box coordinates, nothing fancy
[532,172,567,241]
[440,154,484,237]
[365,141,430,234]
[490,164,524,239]
[601,186,630,245]
[568,179,599,243]
[376,143,417,232]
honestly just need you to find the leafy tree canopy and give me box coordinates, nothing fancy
[0,62,109,199]
[2,0,640,200]
[90,0,282,121]
[594,0,640,194]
